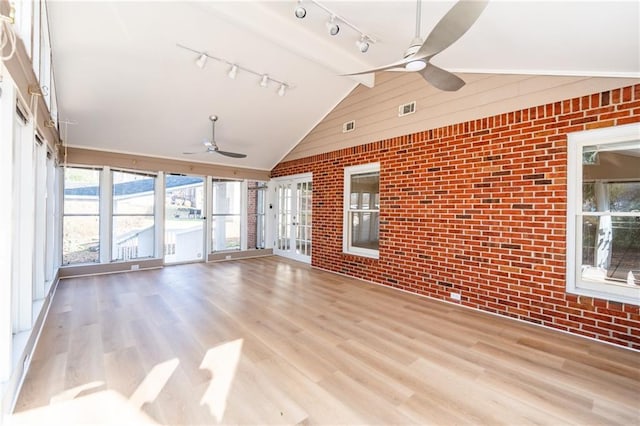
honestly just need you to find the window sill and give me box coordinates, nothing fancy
[343,250,379,260]
[568,284,640,306]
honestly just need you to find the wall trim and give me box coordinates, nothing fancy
[59,258,164,278]
[208,249,273,262]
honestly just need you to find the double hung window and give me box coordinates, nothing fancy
[344,163,380,258]
[567,124,640,304]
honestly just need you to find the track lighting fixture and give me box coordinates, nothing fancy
[326,16,340,36]
[356,36,370,53]
[177,44,291,97]
[195,54,207,69]
[296,0,374,53]
[228,64,238,79]
[294,0,306,18]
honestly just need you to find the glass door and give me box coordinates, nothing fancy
[164,174,205,263]
[273,175,312,263]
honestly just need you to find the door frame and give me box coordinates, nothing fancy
[163,174,207,265]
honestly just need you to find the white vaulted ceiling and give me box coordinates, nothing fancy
[47,1,640,171]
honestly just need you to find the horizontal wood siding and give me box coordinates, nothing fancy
[283,73,639,162]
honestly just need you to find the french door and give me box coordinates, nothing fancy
[273,174,312,263]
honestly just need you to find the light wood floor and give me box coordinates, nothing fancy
[11,256,640,425]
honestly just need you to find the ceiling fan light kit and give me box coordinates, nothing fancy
[343,0,489,92]
[405,60,426,71]
[295,0,375,54]
[176,43,291,97]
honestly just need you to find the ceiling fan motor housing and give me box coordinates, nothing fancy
[404,37,424,58]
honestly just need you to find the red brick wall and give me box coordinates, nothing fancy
[272,84,640,349]
[247,181,258,249]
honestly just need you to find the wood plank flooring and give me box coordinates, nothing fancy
[10,256,640,425]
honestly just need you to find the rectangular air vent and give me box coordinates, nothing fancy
[398,101,416,117]
[342,120,355,133]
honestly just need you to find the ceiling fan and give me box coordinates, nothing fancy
[184,115,247,159]
[344,0,488,91]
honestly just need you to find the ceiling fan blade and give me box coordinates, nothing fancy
[341,57,414,76]
[215,150,247,159]
[419,63,465,91]
[416,0,488,58]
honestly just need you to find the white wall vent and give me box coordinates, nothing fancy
[398,101,416,117]
[342,120,355,133]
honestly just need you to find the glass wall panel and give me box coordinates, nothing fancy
[211,180,241,251]
[63,167,100,264]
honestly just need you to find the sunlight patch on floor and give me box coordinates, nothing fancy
[49,381,105,404]
[199,338,244,423]
[129,358,179,408]
[7,390,157,425]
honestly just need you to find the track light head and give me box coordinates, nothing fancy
[195,54,207,69]
[294,1,306,19]
[356,36,370,53]
[260,75,269,88]
[228,64,238,79]
[278,84,287,97]
[326,16,340,36]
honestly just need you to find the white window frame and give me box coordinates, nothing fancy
[343,162,380,259]
[567,123,640,305]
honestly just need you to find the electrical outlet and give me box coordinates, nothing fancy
[131,264,140,270]
[450,292,461,301]
[225,255,232,260]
